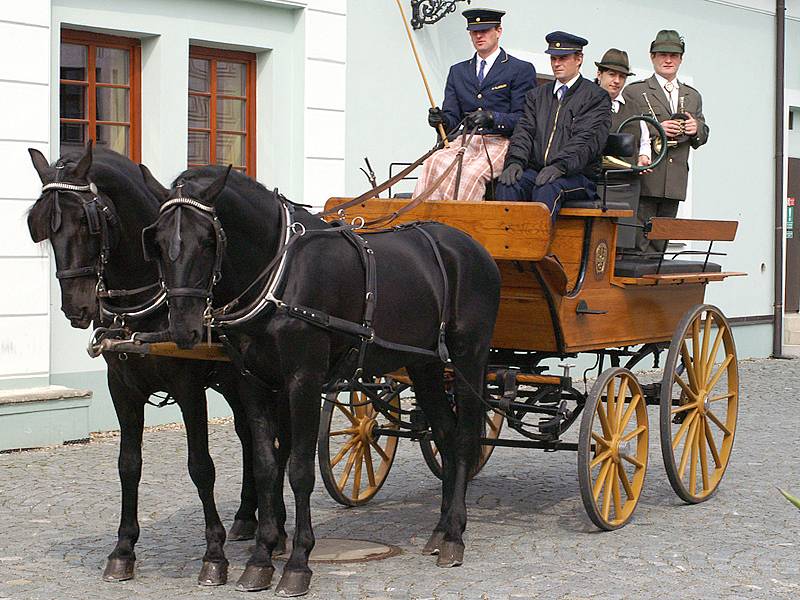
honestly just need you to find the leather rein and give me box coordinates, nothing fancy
[40,180,167,324]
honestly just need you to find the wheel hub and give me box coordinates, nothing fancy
[357,416,376,443]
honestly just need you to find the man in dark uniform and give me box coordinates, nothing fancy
[625,30,709,253]
[495,31,611,219]
[415,8,537,201]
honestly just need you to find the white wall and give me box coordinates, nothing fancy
[0,5,52,386]
[303,0,346,208]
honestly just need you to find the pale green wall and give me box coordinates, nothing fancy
[345,0,794,359]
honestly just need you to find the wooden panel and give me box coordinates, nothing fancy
[647,217,739,241]
[100,341,230,362]
[547,218,587,289]
[641,271,747,284]
[558,284,707,352]
[560,207,633,218]
[324,198,553,261]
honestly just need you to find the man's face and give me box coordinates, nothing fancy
[550,53,582,83]
[597,69,628,99]
[470,26,502,56]
[651,52,683,79]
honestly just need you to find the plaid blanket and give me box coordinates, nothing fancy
[413,135,510,201]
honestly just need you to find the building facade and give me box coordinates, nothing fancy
[0,0,797,442]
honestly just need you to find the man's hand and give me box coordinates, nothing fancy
[465,110,494,130]
[428,107,445,129]
[498,163,523,186]
[535,165,563,186]
[637,154,653,174]
[683,112,698,136]
[660,119,682,139]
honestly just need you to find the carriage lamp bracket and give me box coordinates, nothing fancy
[410,0,472,30]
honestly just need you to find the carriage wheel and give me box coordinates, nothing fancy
[578,367,649,530]
[660,304,739,503]
[318,380,402,507]
[419,409,505,480]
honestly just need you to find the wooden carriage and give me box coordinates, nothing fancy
[316,194,744,530]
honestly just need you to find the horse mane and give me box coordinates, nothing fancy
[27,148,159,242]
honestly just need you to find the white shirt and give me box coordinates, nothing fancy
[553,73,581,96]
[654,72,680,113]
[613,93,651,159]
[475,47,501,79]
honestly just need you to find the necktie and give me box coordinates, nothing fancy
[478,59,487,85]
[664,81,675,111]
[557,84,567,102]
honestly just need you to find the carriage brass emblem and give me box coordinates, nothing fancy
[594,241,609,278]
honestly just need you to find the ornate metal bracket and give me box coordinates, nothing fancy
[410,0,471,30]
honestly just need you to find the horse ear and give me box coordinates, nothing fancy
[28,148,51,184]
[72,139,94,180]
[139,164,169,201]
[201,165,232,204]
[141,223,159,262]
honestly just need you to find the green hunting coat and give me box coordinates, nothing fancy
[624,75,709,201]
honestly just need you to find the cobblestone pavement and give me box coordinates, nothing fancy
[0,358,798,600]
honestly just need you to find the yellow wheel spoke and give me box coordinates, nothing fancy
[364,444,376,488]
[706,408,732,437]
[593,459,613,501]
[596,399,612,438]
[704,326,725,383]
[689,419,699,495]
[621,452,644,469]
[698,416,710,492]
[700,315,713,383]
[617,464,634,500]
[621,425,646,443]
[680,341,699,392]
[329,428,357,436]
[330,436,358,467]
[678,416,699,480]
[591,449,612,469]
[336,404,359,426]
[369,439,390,463]
[615,377,630,428]
[708,392,735,403]
[674,376,699,403]
[692,317,702,383]
[352,447,364,499]
[619,393,642,429]
[337,444,360,490]
[485,413,500,434]
[704,418,722,468]
[591,432,610,448]
[612,465,623,518]
[601,463,614,521]
[606,379,617,429]
[671,401,696,415]
[671,410,697,451]
[706,354,733,392]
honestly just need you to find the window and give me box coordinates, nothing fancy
[59,30,141,160]
[188,46,257,175]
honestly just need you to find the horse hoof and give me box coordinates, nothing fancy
[103,557,135,582]
[229,519,258,541]
[235,565,275,592]
[274,533,288,557]
[198,560,228,586]
[422,531,445,555]
[275,570,312,597]
[436,541,464,568]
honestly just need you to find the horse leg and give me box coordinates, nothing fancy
[236,381,283,592]
[271,400,291,556]
[103,375,146,582]
[224,388,259,542]
[274,370,324,598]
[406,363,459,561]
[176,390,229,586]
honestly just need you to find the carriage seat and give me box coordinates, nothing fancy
[613,258,722,278]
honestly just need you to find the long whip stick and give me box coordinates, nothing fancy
[393,0,450,147]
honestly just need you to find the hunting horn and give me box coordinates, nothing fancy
[642,92,678,155]
[393,0,450,147]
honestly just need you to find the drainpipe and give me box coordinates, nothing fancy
[773,0,787,358]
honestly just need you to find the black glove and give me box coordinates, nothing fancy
[498,163,524,186]
[535,165,563,186]
[428,107,445,129]
[465,110,494,130]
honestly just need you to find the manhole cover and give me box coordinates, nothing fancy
[255,538,400,563]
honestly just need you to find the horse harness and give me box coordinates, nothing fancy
[147,193,454,381]
[39,179,167,324]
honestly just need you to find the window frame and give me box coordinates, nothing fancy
[60,29,141,161]
[188,45,257,176]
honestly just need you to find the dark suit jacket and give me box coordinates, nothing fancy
[441,48,537,137]
[625,75,709,201]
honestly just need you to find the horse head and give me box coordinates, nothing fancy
[141,164,231,349]
[27,141,121,329]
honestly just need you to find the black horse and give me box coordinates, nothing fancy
[139,165,501,596]
[26,143,275,587]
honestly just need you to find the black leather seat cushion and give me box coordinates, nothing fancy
[614,258,722,278]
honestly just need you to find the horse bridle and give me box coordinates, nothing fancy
[40,179,166,323]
